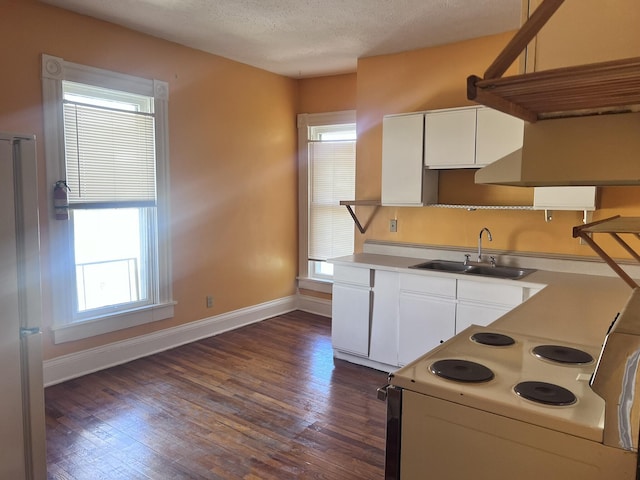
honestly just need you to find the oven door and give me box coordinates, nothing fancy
[384,387,638,480]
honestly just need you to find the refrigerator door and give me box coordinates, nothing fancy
[14,136,43,332]
[21,331,46,480]
[0,135,46,480]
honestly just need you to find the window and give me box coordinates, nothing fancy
[297,112,356,289]
[42,54,173,343]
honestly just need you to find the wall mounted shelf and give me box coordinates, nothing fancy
[428,204,533,211]
[340,200,381,234]
[342,201,591,233]
[573,216,640,289]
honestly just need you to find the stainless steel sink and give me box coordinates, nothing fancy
[465,265,536,280]
[409,260,536,280]
[409,260,474,273]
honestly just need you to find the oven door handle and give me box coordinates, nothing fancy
[377,384,390,401]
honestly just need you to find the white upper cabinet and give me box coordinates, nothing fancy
[533,186,598,211]
[475,108,525,167]
[381,113,438,206]
[424,106,524,169]
[424,108,476,168]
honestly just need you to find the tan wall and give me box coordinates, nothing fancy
[298,74,357,113]
[297,74,357,302]
[527,0,640,71]
[353,31,640,260]
[4,2,640,361]
[2,1,299,360]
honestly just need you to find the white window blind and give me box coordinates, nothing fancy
[43,54,174,343]
[63,98,156,206]
[308,140,355,261]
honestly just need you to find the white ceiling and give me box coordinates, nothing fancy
[40,0,522,78]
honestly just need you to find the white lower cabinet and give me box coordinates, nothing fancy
[331,265,372,357]
[398,273,456,366]
[398,291,456,366]
[455,302,512,333]
[331,264,532,370]
[369,270,400,366]
[455,279,525,333]
[331,284,371,357]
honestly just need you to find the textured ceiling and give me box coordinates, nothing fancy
[40,0,522,78]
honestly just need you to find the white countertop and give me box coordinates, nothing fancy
[331,252,634,347]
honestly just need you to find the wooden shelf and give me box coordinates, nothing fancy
[576,216,640,235]
[469,58,640,122]
[467,0,640,122]
[573,216,640,289]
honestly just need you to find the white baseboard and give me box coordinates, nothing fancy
[43,295,299,386]
[333,349,396,374]
[296,294,332,318]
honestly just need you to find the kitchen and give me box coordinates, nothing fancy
[2,0,640,478]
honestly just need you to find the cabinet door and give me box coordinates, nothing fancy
[456,279,524,333]
[533,186,597,211]
[424,108,476,168]
[475,108,523,167]
[457,280,524,307]
[370,270,399,366]
[456,302,512,333]
[331,283,371,357]
[398,292,456,366]
[381,114,426,206]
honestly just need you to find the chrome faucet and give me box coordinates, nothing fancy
[478,227,492,263]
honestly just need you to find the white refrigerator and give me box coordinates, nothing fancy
[0,133,47,479]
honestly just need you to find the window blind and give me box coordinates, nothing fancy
[308,140,355,261]
[63,101,156,206]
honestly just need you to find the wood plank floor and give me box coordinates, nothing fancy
[45,311,389,479]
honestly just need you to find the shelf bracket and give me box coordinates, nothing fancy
[340,200,381,234]
[573,215,640,289]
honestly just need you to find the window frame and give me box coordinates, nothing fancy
[41,54,174,343]
[297,111,356,293]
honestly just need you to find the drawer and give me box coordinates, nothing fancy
[333,265,372,287]
[457,279,523,307]
[399,273,456,298]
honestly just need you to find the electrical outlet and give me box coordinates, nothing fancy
[390,219,398,232]
[206,295,214,308]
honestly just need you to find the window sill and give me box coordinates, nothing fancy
[297,277,333,294]
[51,301,176,344]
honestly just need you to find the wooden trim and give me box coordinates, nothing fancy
[467,78,538,122]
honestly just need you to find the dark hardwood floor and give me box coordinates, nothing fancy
[45,311,389,479]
